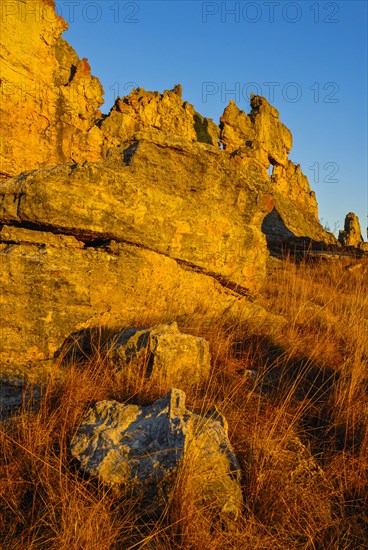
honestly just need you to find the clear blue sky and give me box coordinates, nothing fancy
[57,0,367,237]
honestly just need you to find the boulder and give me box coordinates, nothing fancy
[0,223,275,376]
[71,389,243,528]
[338,212,364,248]
[58,322,211,389]
[0,136,273,374]
[105,322,211,388]
[0,138,270,290]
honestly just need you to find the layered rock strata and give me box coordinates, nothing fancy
[0,136,273,373]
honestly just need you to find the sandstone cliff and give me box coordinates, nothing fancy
[0,0,104,176]
[0,0,338,374]
[0,0,335,254]
[220,97,336,250]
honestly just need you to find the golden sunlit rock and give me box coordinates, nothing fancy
[0,0,356,376]
[0,0,104,176]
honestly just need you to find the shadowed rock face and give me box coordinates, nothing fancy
[71,389,243,528]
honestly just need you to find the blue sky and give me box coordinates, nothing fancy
[57,0,367,237]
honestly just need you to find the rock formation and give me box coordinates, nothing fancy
[0,0,338,374]
[220,97,337,250]
[338,212,364,248]
[0,0,104,177]
[100,86,220,151]
[0,136,273,373]
[106,322,211,388]
[71,388,243,527]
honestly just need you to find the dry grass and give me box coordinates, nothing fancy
[1,256,367,548]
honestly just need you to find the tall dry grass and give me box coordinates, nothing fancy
[1,255,367,549]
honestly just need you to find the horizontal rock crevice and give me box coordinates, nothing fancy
[0,221,253,299]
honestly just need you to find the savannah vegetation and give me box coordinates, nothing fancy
[1,255,367,549]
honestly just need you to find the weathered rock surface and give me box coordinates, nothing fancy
[220,96,337,250]
[0,139,270,289]
[0,0,104,177]
[338,212,364,248]
[100,86,219,151]
[71,388,243,526]
[58,322,211,389]
[0,0,336,259]
[106,322,211,387]
[0,222,276,375]
[0,2,217,176]
[220,96,292,168]
[0,132,276,373]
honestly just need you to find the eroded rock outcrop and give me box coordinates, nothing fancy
[0,140,269,289]
[71,388,243,527]
[100,86,219,151]
[220,96,292,168]
[220,96,336,250]
[338,212,364,248]
[0,1,218,177]
[0,0,104,176]
[0,139,274,372]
